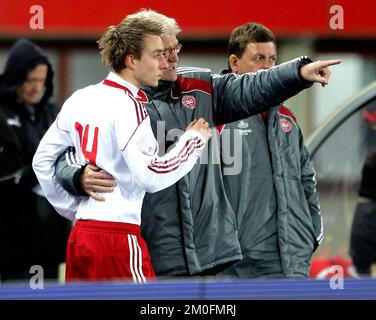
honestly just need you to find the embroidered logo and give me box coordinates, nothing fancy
[239,129,252,135]
[7,117,21,128]
[280,118,293,132]
[238,120,249,129]
[182,95,196,109]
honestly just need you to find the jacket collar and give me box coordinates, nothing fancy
[103,72,140,97]
[142,80,176,100]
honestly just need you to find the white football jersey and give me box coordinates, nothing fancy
[33,72,206,224]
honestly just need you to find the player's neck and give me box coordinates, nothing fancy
[116,69,141,89]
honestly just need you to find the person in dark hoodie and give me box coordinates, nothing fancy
[350,150,376,277]
[0,108,23,178]
[0,39,71,282]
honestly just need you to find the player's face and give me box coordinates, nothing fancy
[134,35,167,87]
[17,64,48,104]
[160,34,180,82]
[231,41,277,74]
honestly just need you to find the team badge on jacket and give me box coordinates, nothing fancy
[182,95,196,109]
[280,118,293,132]
[237,120,249,129]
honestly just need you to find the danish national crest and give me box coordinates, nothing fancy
[280,118,293,132]
[182,95,196,109]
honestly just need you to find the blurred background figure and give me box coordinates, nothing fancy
[0,39,71,282]
[362,102,376,151]
[350,149,376,277]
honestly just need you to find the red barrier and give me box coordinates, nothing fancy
[0,0,375,37]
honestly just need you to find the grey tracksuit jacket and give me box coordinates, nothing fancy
[218,99,323,278]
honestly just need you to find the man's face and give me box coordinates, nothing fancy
[134,35,167,88]
[160,34,180,82]
[230,41,277,74]
[17,64,48,104]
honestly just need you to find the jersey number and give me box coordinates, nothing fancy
[75,122,99,165]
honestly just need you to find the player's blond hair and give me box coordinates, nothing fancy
[135,9,181,36]
[98,9,166,72]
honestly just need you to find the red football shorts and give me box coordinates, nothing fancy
[65,219,156,282]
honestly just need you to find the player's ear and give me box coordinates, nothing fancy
[124,54,136,70]
[229,54,239,74]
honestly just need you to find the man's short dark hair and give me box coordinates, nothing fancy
[227,22,276,59]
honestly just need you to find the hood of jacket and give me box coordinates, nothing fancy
[0,38,54,108]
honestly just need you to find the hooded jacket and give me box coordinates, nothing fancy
[55,57,314,276]
[0,108,23,178]
[0,39,70,275]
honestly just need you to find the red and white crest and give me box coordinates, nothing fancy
[182,95,196,109]
[280,118,293,132]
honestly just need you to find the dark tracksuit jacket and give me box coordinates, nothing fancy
[218,94,323,278]
[350,151,376,276]
[55,57,314,276]
[0,39,71,277]
[0,108,23,178]
[350,200,376,275]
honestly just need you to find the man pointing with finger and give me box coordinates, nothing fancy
[53,10,340,278]
[219,22,324,278]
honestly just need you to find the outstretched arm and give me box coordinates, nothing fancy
[212,57,341,125]
[299,59,341,87]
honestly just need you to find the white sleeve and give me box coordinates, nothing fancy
[32,116,80,221]
[120,117,206,193]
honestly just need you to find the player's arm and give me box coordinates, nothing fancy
[120,117,210,193]
[212,57,341,125]
[32,116,80,220]
[54,118,211,199]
